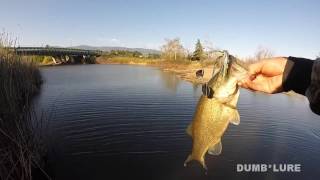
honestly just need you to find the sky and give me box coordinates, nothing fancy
[0,0,319,58]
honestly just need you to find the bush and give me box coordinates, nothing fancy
[0,36,48,179]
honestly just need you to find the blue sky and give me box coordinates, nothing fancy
[1,0,319,58]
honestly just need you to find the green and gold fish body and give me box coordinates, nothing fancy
[184,90,240,169]
[184,51,247,170]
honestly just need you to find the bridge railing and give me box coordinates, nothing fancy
[12,47,102,57]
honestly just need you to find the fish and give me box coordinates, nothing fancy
[184,50,248,170]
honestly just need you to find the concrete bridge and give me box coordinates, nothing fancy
[13,47,102,64]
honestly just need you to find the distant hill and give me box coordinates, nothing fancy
[69,45,161,54]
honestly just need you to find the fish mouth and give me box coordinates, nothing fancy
[202,83,238,108]
[202,50,237,99]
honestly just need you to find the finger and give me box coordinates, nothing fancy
[246,75,278,94]
[238,81,247,89]
[248,62,264,76]
[238,79,254,90]
[245,80,264,92]
[237,72,256,85]
[244,75,271,93]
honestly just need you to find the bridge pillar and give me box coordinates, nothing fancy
[51,56,62,64]
[60,55,66,63]
[83,55,96,64]
[68,56,75,63]
[72,56,83,64]
[52,56,68,64]
[65,55,70,62]
[51,55,96,64]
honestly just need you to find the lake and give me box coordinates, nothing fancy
[34,64,320,180]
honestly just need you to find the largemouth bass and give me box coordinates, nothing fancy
[184,51,248,170]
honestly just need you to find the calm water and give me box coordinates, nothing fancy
[34,64,320,180]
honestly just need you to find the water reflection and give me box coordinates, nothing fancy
[157,70,181,93]
[157,69,202,97]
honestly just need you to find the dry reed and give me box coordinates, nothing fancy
[0,32,49,180]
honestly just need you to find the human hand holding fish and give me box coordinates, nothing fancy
[238,57,288,94]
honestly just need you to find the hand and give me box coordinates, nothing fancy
[238,57,288,94]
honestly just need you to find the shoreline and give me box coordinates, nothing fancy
[96,58,215,84]
[40,58,215,84]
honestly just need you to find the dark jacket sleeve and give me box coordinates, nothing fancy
[283,57,320,115]
[305,59,320,115]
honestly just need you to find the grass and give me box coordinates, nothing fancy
[0,34,49,179]
[97,56,161,65]
[96,55,215,66]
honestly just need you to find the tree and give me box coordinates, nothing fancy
[202,40,218,60]
[161,38,185,61]
[254,46,274,60]
[192,39,204,61]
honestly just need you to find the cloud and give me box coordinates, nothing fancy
[110,38,119,43]
[96,37,122,46]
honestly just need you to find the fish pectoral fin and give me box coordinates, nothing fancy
[186,122,193,137]
[228,108,240,125]
[208,141,222,156]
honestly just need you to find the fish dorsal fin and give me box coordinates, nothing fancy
[186,122,193,137]
[229,109,240,125]
[208,140,222,155]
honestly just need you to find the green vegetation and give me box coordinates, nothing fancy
[97,48,162,65]
[192,39,204,61]
[103,50,143,58]
[0,34,48,179]
[102,50,160,59]
[160,37,218,65]
[90,38,276,70]
[98,38,218,68]
[97,56,160,65]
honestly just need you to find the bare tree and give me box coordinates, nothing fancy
[161,38,186,61]
[254,46,274,60]
[202,40,220,60]
[203,40,214,60]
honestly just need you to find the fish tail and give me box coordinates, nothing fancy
[199,158,208,170]
[184,154,207,170]
[183,154,192,167]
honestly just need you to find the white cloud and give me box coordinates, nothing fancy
[95,37,122,46]
[110,38,119,43]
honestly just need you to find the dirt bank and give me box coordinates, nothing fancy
[96,57,215,84]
